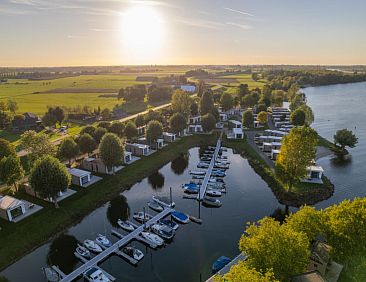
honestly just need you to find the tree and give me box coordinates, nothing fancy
[7,100,18,113]
[135,115,145,127]
[200,91,214,115]
[257,111,268,124]
[101,108,111,120]
[0,111,12,130]
[50,106,65,126]
[238,83,250,98]
[144,109,163,124]
[241,94,256,108]
[275,127,318,191]
[240,217,309,281]
[109,122,125,137]
[20,130,56,165]
[146,120,163,145]
[297,104,314,125]
[0,155,24,192]
[334,129,358,151]
[58,137,79,165]
[220,92,233,111]
[80,125,96,136]
[0,138,16,160]
[169,113,187,135]
[242,110,253,128]
[251,73,259,81]
[170,89,191,117]
[97,121,111,130]
[190,101,199,116]
[290,109,306,126]
[29,155,71,208]
[201,113,216,132]
[78,133,96,156]
[99,133,124,174]
[290,93,306,111]
[93,127,107,144]
[256,103,267,113]
[197,80,205,97]
[124,121,138,141]
[42,112,57,129]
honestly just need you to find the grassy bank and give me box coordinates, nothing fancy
[317,134,347,155]
[223,137,334,207]
[0,134,217,271]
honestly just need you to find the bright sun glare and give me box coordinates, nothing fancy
[121,6,164,60]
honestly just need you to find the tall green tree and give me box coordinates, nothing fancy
[58,137,79,165]
[171,89,191,117]
[29,155,71,207]
[109,122,125,138]
[135,115,145,127]
[290,109,306,126]
[275,127,318,191]
[99,133,124,174]
[144,109,163,124]
[49,106,65,126]
[42,112,57,129]
[124,121,138,141]
[80,125,96,136]
[257,111,268,124]
[93,127,107,144]
[0,138,16,160]
[6,100,18,113]
[201,113,216,132]
[200,91,214,115]
[242,110,253,128]
[78,133,96,156]
[220,92,234,111]
[334,129,358,151]
[146,120,163,145]
[0,155,24,192]
[169,113,187,135]
[190,100,199,116]
[238,83,250,98]
[297,104,314,125]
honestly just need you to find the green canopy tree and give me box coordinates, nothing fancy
[146,120,163,145]
[190,101,199,116]
[97,121,111,130]
[200,91,214,115]
[144,109,163,124]
[101,108,111,120]
[135,115,145,127]
[220,92,233,111]
[290,93,306,111]
[58,137,79,165]
[201,113,216,132]
[297,104,314,125]
[80,125,96,136]
[0,155,24,192]
[171,89,191,117]
[0,138,16,160]
[49,106,65,126]
[275,127,318,191]
[257,111,268,124]
[240,217,310,281]
[238,83,250,98]
[334,129,358,151]
[256,103,267,113]
[99,133,124,174]
[29,155,71,208]
[169,113,187,135]
[42,112,57,129]
[124,121,138,141]
[6,100,18,113]
[78,133,96,156]
[242,110,253,128]
[93,127,107,144]
[109,122,125,138]
[290,109,306,126]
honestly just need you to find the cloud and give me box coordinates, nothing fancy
[67,35,83,39]
[224,7,254,17]
[90,28,117,32]
[226,22,252,30]
[176,18,224,29]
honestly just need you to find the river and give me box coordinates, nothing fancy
[2,82,366,282]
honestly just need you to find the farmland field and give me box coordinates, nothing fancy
[218,74,267,89]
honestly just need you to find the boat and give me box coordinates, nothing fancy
[83,267,111,282]
[76,244,91,258]
[160,219,179,230]
[209,177,225,183]
[117,219,135,231]
[141,231,164,246]
[151,223,175,240]
[133,211,153,223]
[206,189,222,197]
[200,156,211,161]
[211,170,226,177]
[152,195,175,208]
[197,162,209,168]
[95,234,112,248]
[183,186,199,194]
[83,240,103,253]
[214,163,229,170]
[212,256,231,273]
[192,175,205,180]
[42,267,60,282]
[189,215,203,224]
[122,246,144,261]
[189,170,206,176]
[203,197,222,207]
[148,201,164,212]
[171,211,190,224]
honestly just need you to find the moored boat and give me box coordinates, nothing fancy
[83,240,103,253]
[160,219,179,230]
[42,267,60,282]
[206,189,222,197]
[95,234,112,248]
[76,244,91,258]
[122,246,144,261]
[83,267,111,282]
[189,170,206,176]
[151,223,175,240]
[148,201,164,212]
[141,231,164,246]
[212,256,231,273]
[152,195,175,208]
[117,219,135,231]
[203,197,222,207]
[171,211,190,224]
[133,211,153,223]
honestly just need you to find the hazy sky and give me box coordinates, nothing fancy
[1,0,365,66]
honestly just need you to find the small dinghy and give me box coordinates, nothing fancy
[84,240,103,253]
[148,201,164,212]
[203,197,222,207]
[76,244,91,258]
[117,219,135,231]
[160,219,179,230]
[95,234,112,248]
[212,256,231,273]
[152,195,175,208]
[189,215,203,224]
[141,231,164,246]
[206,189,222,197]
[83,267,111,282]
[133,211,153,223]
[171,211,190,224]
[42,267,60,282]
[151,223,175,240]
[189,170,206,176]
[123,246,144,261]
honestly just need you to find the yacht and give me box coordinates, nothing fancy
[83,240,103,253]
[83,267,111,282]
[95,234,112,248]
[133,211,153,223]
[117,219,135,232]
[122,246,144,261]
[76,244,91,258]
[141,231,164,246]
[151,223,175,240]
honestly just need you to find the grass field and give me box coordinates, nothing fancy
[218,74,267,89]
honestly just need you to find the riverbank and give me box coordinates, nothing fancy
[223,137,334,207]
[0,134,218,271]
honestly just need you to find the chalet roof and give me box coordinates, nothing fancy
[68,168,91,178]
[291,271,326,282]
[0,196,24,210]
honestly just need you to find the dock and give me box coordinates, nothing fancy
[59,208,173,282]
[197,137,222,201]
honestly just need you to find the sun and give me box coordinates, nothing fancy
[120,6,164,60]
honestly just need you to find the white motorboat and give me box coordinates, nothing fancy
[148,201,164,212]
[42,267,60,282]
[209,177,225,183]
[83,239,103,253]
[76,244,91,258]
[141,231,164,246]
[152,195,175,208]
[95,234,112,248]
[208,182,225,189]
[189,170,206,176]
[197,162,209,168]
[160,219,179,230]
[83,267,111,282]
[133,211,153,223]
[203,197,222,207]
[123,246,144,261]
[206,189,222,197]
[151,223,175,240]
[117,219,135,231]
[214,163,229,170]
[192,175,205,180]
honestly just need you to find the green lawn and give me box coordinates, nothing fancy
[218,74,267,89]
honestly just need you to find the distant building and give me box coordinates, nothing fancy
[180,85,196,92]
[12,112,42,131]
[0,196,26,222]
[125,143,150,156]
[163,132,176,143]
[81,157,123,174]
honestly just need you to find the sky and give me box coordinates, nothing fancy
[0,0,366,66]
